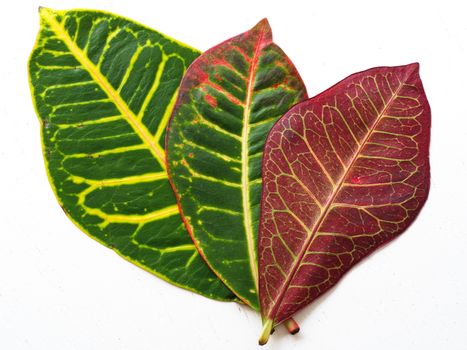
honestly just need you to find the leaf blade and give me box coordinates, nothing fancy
[29,8,235,301]
[167,19,307,309]
[259,64,430,330]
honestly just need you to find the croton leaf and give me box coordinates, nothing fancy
[29,8,235,301]
[258,63,430,343]
[166,19,307,309]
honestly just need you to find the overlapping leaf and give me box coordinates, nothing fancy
[29,8,235,301]
[258,64,430,343]
[166,19,307,309]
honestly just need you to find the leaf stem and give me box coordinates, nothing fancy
[258,318,273,345]
[284,318,300,335]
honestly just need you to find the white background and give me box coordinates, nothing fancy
[1,0,466,349]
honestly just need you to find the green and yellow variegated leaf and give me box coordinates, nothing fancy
[29,8,235,301]
[166,20,307,309]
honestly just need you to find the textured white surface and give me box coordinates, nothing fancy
[0,0,466,349]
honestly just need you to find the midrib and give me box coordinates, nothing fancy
[43,10,167,170]
[267,79,406,323]
[241,31,265,295]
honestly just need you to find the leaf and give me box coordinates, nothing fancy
[29,8,236,301]
[166,19,307,309]
[258,63,430,343]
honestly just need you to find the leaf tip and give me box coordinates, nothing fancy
[398,62,421,82]
[38,6,49,14]
[38,6,54,20]
[406,62,420,73]
[257,18,270,29]
[258,318,274,345]
[252,18,272,42]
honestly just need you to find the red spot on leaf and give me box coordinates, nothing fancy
[350,176,362,184]
[204,94,217,108]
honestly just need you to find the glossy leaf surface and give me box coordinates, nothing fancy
[29,8,235,301]
[166,19,307,309]
[258,64,430,338]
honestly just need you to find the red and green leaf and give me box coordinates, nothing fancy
[166,19,307,309]
[258,63,430,343]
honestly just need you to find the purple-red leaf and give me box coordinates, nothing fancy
[258,63,430,343]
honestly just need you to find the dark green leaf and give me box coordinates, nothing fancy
[29,8,235,301]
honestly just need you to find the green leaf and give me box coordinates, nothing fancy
[29,7,236,301]
[166,19,307,309]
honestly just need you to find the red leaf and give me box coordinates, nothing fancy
[258,63,430,343]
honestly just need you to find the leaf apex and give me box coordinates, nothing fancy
[398,62,421,82]
[252,18,272,42]
[38,6,54,20]
[407,62,420,72]
[257,18,270,28]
